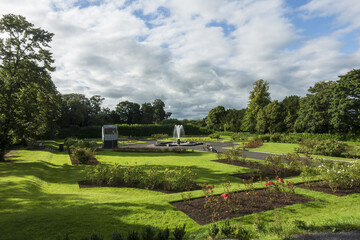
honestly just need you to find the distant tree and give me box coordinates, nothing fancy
[89,95,104,115]
[242,79,271,132]
[141,102,154,124]
[116,101,141,124]
[330,69,360,133]
[153,99,171,123]
[205,106,226,131]
[58,94,91,127]
[281,95,300,132]
[264,100,285,133]
[255,108,268,134]
[223,109,246,132]
[0,14,60,161]
[295,81,335,133]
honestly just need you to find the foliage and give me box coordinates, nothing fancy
[205,106,226,131]
[318,161,360,192]
[85,164,197,191]
[152,99,171,124]
[296,139,348,157]
[208,223,219,240]
[173,224,186,240]
[72,147,94,164]
[208,133,220,139]
[295,81,335,133]
[330,69,360,133]
[245,140,263,148]
[151,133,168,139]
[217,148,243,163]
[0,14,60,161]
[242,79,271,132]
[116,101,142,124]
[58,124,211,139]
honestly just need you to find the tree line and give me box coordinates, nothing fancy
[205,70,360,134]
[58,94,171,128]
[1,14,359,161]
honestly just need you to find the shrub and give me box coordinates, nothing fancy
[209,133,220,139]
[246,140,263,148]
[126,231,140,240]
[208,224,219,240]
[141,226,156,240]
[220,148,243,163]
[85,164,109,185]
[142,166,164,189]
[173,224,186,240]
[64,137,78,149]
[151,133,168,139]
[319,160,360,192]
[157,227,170,240]
[72,147,94,164]
[270,133,283,143]
[256,135,270,142]
[313,140,348,157]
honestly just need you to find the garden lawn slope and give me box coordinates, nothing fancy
[0,149,359,239]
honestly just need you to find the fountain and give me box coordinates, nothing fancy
[154,125,203,147]
[173,125,185,145]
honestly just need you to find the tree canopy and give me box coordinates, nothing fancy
[0,14,60,161]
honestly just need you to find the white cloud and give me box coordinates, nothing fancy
[0,0,359,119]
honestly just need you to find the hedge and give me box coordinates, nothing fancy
[57,124,211,139]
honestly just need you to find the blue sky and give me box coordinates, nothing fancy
[0,0,359,119]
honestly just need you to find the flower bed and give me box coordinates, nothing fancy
[297,181,360,196]
[172,187,312,225]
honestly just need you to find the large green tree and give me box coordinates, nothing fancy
[330,69,360,133]
[295,81,335,133]
[242,79,271,132]
[281,95,300,132]
[205,105,226,131]
[152,99,171,123]
[116,101,142,124]
[0,14,60,161]
[141,102,154,124]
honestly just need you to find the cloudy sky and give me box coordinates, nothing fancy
[1,0,359,119]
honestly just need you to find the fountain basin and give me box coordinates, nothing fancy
[155,141,203,147]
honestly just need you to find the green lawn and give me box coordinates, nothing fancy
[248,142,359,162]
[1,149,359,239]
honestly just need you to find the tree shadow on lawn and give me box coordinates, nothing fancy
[0,160,85,185]
[0,188,183,240]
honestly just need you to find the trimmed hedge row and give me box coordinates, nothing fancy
[58,124,211,139]
[255,132,360,143]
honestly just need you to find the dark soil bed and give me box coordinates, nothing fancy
[172,189,312,225]
[296,181,360,196]
[78,180,202,194]
[214,159,301,181]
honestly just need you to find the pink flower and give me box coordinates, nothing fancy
[208,197,211,201]
[268,181,274,185]
[265,183,269,187]
[279,178,284,183]
[255,192,258,195]
[211,190,213,193]
[221,193,229,201]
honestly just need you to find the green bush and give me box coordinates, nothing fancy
[151,134,168,139]
[270,133,283,143]
[209,133,220,139]
[313,140,348,157]
[85,164,109,185]
[319,160,360,192]
[72,147,94,164]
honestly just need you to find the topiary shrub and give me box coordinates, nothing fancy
[72,147,94,164]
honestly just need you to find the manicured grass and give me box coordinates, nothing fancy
[247,142,359,162]
[1,148,359,239]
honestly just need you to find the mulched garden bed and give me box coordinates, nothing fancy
[296,181,360,196]
[214,159,301,181]
[172,189,312,225]
[78,180,202,194]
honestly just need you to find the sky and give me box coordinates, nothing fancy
[0,0,359,119]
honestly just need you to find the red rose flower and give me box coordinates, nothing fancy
[268,181,274,185]
[279,178,284,183]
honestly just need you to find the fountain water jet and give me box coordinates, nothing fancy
[173,125,185,145]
